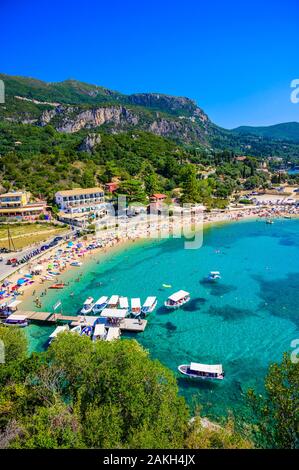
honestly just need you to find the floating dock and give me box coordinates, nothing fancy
[19,311,147,332]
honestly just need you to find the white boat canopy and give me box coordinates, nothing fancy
[143,296,157,307]
[131,298,141,308]
[94,324,106,336]
[6,314,27,321]
[190,362,223,374]
[100,308,127,319]
[49,325,69,338]
[119,297,129,309]
[106,327,120,341]
[7,300,22,309]
[168,290,190,302]
[83,297,94,306]
[108,295,119,305]
[94,296,108,305]
[210,271,220,275]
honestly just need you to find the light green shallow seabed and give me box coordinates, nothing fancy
[22,219,299,422]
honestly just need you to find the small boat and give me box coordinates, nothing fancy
[81,325,93,337]
[130,298,141,317]
[106,326,121,341]
[141,296,157,316]
[92,323,107,341]
[178,362,224,380]
[206,271,221,282]
[49,283,65,289]
[48,325,69,344]
[162,284,172,288]
[81,297,94,314]
[4,314,28,328]
[70,261,82,267]
[164,290,190,309]
[119,296,129,313]
[93,295,108,314]
[266,219,274,224]
[107,295,119,309]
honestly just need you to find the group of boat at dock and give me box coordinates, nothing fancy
[48,321,121,345]
[1,270,224,381]
[80,294,158,318]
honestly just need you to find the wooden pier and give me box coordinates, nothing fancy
[19,311,147,332]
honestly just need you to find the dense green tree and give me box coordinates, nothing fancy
[248,353,299,448]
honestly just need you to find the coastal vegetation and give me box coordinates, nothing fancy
[0,121,273,208]
[0,327,297,449]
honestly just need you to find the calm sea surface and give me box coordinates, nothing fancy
[22,219,299,421]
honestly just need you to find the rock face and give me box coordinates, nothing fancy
[40,105,139,133]
[38,103,211,144]
[79,133,102,153]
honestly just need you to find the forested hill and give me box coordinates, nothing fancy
[1,73,299,157]
[232,122,299,143]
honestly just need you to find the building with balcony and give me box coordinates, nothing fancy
[0,191,47,220]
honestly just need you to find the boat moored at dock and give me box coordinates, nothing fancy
[141,296,157,316]
[119,296,129,313]
[106,326,121,341]
[81,297,94,314]
[130,298,141,317]
[4,314,28,327]
[92,323,107,341]
[107,295,119,309]
[48,325,69,344]
[178,362,224,380]
[93,296,109,314]
[164,290,190,309]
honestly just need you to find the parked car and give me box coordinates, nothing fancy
[6,258,18,265]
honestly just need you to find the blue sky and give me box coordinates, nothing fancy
[1,0,299,128]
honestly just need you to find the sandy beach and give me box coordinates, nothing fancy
[1,203,298,314]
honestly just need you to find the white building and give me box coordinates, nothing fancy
[55,188,106,215]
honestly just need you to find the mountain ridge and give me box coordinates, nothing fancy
[0,73,299,155]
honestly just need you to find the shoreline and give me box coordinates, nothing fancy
[1,208,298,311]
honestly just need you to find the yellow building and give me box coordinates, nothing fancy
[0,191,47,219]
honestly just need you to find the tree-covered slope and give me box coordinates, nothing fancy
[232,122,299,143]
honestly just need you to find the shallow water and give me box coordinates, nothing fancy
[22,219,299,421]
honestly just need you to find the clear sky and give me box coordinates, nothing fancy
[1,0,299,128]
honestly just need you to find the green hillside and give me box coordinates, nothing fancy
[232,122,299,143]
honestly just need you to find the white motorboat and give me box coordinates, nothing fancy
[92,323,107,341]
[164,290,190,309]
[93,296,108,313]
[178,362,224,380]
[141,296,157,315]
[4,314,28,328]
[130,298,141,317]
[206,271,221,282]
[48,325,69,344]
[106,327,121,341]
[81,297,94,314]
[107,295,119,309]
[119,296,129,313]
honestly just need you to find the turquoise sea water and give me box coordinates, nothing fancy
[22,219,299,421]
